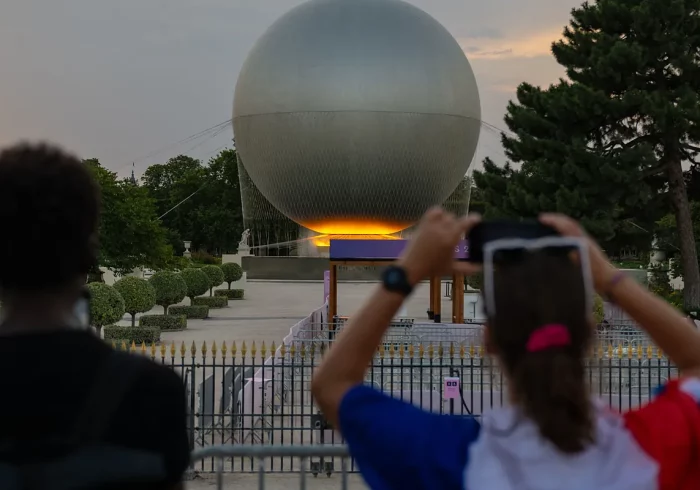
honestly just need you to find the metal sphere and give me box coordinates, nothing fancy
[233,0,481,235]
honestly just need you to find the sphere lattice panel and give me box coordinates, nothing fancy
[233,0,481,234]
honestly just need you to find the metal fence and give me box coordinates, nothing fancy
[113,322,676,475]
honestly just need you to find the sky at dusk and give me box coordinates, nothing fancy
[0,0,583,177]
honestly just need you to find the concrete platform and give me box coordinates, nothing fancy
[118,280,461,349]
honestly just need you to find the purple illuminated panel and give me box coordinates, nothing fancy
[329,239,468,260]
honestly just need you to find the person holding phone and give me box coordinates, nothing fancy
[312,207,700,490]
[0,143,189,489]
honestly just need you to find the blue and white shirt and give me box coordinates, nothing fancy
[338,379,700,490]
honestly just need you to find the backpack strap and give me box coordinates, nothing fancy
[68,350,142,445]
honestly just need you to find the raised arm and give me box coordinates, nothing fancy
[540,213,700,378]
[311,208,480,427]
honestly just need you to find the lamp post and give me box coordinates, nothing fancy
[183,240,192,258]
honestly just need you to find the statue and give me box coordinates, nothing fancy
[238,229,251,251]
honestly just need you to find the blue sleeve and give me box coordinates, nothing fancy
[338,384,481,490]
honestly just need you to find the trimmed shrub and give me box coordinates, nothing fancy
[86,282,125,335]
[191,251,221,265]
[114,276,156,326]
[149,271,187,314]
[202,265,225,296]
[215,289,244,300]
[104,325,160,345]
[169,305,209,319]
[180,268,210,304]
[193,296,228,308]
[139,314,187,331]
[221,262,243,288]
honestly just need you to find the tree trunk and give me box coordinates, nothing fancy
[131,314,136,327]
[666,156,700,311]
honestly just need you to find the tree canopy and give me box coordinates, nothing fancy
[475,0,700,310]
[141,150,243,254]
[85,159,174,276]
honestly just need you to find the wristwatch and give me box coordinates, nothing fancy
[381,265,413,297]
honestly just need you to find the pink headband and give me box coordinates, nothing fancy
[526,324,571,352]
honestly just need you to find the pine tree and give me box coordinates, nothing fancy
[551,0,700,310]
[477,0,700,310]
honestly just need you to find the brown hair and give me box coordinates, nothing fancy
[486,249,594,453]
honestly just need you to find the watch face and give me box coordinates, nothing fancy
[388,269,402,284]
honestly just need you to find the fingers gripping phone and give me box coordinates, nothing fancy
[465,220,559,262]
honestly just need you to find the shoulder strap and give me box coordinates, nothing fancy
[69,350,142,445]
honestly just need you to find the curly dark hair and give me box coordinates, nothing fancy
[0,142,100,292]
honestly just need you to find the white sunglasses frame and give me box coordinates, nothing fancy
[482,236,594,317]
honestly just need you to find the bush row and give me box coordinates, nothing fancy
[193,296,228,308]
[104,325,161,344]
[169,305,210,319]
[139,314,187,331]
[215,289,244,300]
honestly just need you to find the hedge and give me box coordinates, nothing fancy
[104,325,161,345]
[149,271,187,314]
[139,314,187,331]
[114,276,156,326]
[87,282,125,330]
[221,263,243,288]
[181,268,210,302]
[202,265,225,295]
[215,289,244,300]
[193,296,228,308]
[169,305,209,319]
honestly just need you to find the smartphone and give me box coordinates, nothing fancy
[465,220,558,262]
[73,287,92,330]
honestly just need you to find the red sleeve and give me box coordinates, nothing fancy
[623,378,700,490]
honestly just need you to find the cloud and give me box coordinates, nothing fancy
[459,27,565,60]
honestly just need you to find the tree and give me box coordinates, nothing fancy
[549,0,700,310]
[201,265,224,296]
[114,276,156,326]
[474,82,656,241]
[221,262,243,289]
[180,268,210,304]
[141,150,244,254]
[86,282,125,335]
[148,271,187,314]
[85,159,174,275]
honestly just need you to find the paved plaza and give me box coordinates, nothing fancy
[118,279,461,349]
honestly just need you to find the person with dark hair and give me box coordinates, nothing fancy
[312,208,700,489]
[0,142,190,489]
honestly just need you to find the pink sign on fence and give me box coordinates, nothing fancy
[443,377,460,399]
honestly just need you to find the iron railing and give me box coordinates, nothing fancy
[113,321,676,474]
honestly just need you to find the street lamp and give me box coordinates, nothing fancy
[183,240,192,257]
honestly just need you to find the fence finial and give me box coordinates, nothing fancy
[270,341,276,357]
[190,341,197,357]
[646,345,652,359]
[280,343,286,356]
[150,342,156,358]
[241,341,247,357]
[180,341,186,357]
[201,341,208,357]
[437,343,444,358]
[130,341,136,352]
[289,343,296,357]
[408,344,414,358]
[469,343,475,358]
[121,341,127,351]
[428,342,434,358]
[418,343,424,359]
[251,341,257,357]
[221,341,228,357]
[212,341,218,358]
[300,342,306,359]
[459,343,465,359]
[111,341,117,350]
[261,341,267,358]
[140,342,146,354]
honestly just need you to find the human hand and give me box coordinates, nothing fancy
[397,208,481,285]
[538,213,618,293]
